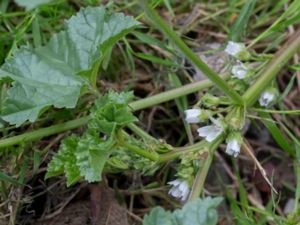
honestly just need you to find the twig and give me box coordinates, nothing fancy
[242,140,278,194]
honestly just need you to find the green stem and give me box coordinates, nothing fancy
[129,74,229,111]
[0,117,90,149]
[120,135,207,163]
[188,136,223,201]
[90,59,102,88]
[127,123,156,141]
[243,29,300,106]
[122,142,160,161]
[251,108,300,115]
[142,1,244,105]
[124,137,208,162]
[158,141,206,162]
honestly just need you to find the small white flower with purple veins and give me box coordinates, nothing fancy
[197,119,223,142]
[224,41,250,60]
[168,179,190,202]
[226,139,241,157]
[232,62,248,79]
[225,41,245,57]
[259,91,275,107]
[184,109,201,123]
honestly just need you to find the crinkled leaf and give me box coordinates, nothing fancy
[143,197,223,225]
[88,91,137,135]
[143,207,174,225]
[93,91,134,109]
[173,197,223,225]
[14,0,53,10]
[0,7,139,126]
[76,134,116,182]
[45,136,81,187]
[46,134,116,186]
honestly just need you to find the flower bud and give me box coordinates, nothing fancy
[259,87,278,107]
[225,132,243,157]
[227,78,248,93]
[201,93,221,107]
[231,61,249,79]
[227,106,245,131]
[168,179,190,202]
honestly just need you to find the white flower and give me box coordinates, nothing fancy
[231,62,248,79]
[225,41,246,57]
[226,139,241,157]
[197,119,223,142]
[168,179,190,201]
[185,109,201,123]
[259,91,275,107]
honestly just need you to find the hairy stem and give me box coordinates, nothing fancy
[122,142,160,161]
[158,141,206,162]
[188,136,223,201]
[129,74,229,111]
[0,117,90,149]
[127,123,156,141]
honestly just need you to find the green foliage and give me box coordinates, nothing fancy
[89,91,137,135]
[0,171,22,185]
[229,0,257,42]
[259,112,294,156]
[46,135,81,186]
[143,197,223,225]
[0,7,139,126]
[76,134,116,182]
[143,207,174,225]
[46,91,142,186]
[250,0,300,46]
[14,0,54,10]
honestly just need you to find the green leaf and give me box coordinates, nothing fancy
[250,0,300,46]
[259,112,294,156]
[143,207,174,225]
[46,91,136,185]
[14,0,54,10]
[0,171,22,185]
[173,197,223,225]
[143,197,223,225]
[229,0,257,42]
[134,52,176,67]
[76,134,115,182]
[89,91,137,135]
[45,136,81,187]
[0,7,139,126]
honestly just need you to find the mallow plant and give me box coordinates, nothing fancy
[1,2,300,225]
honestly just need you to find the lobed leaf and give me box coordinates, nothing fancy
[88,91,137,135]
[46,136,81,186]
[46,91,137,186]
[143,197,223,225]
[143,207,174,225]
[0,7,139,126]
[14,0,54,10]
[76,134,115,182]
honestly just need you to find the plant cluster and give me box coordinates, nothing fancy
[1,1,300,224]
